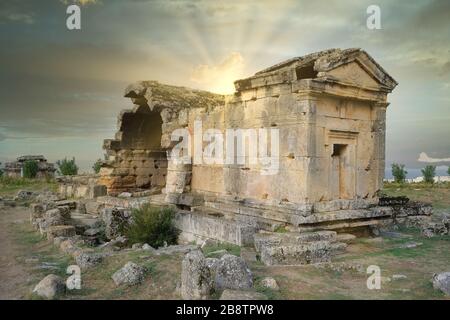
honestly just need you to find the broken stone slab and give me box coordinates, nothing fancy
[35,192,61,203]
[432,272,450,296]
[38,209,71,234]
[118,192,133,198]
[392,274,407,281]
[330,242,348,255]
[54,200,77,210]
[142,243,156,251]
[59,238,80,255]
[101,207,132,240]
[156,244,198,255]
[399,242,423,249]
[46,225,76,242]
[16,190,37,201]
[253,230,337,252]
[211,254,253,291]
[45,207,71,220]
[260,241,332,266]
[132,243,143,250]
[421,221,448,238]
[99,235,128,250]
[314,262,365,274]
[219,289,267,300]
[70,213,102,230]
[260,277,279,290]
[112,262,147,286]
[74,251,104,270]
[84,227,103,237]
[85,201,105,215]
[30,203,44,219]
[378,230,412,239]
[76,202,87,214]
[32,274,65,300]
[180,250,213,300]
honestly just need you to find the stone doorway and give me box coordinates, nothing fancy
[328,131,357,200]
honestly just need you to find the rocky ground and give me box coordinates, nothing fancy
[0,182,449,300]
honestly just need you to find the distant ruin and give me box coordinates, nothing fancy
[4,155,56,179]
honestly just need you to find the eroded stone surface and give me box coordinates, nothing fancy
[112,262,147,286]
[32,274,65,299]
[432,272,450,296]
[180,250,213,300]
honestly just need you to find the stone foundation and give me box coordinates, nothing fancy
[57,175,107,199]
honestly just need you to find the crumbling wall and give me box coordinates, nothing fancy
[100,81,225,196]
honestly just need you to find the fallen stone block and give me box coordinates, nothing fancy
[212,254,253,291]
[180,250,213,300]
[112,262,147,286]
[74,251,104,270]
[101,207,132,239]
[85,201,105,215]
[54,200,77,210]
[432,272,450,296]
[421,221,447,238]
[46,225,76,241]
[260,241,332,266]
[32,274,65,300]
[219,289,267,300]
[260,277,279,290]
[29,203,44,222]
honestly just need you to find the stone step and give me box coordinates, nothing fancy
[204,200,296,225]
[294,218,383,232]
[70,213,102,229]
[259,241,333,266]
[192,205,282,231]
[254,230,337,252]
[253,230,347,266]
[175,209,257,246]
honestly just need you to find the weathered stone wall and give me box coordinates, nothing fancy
[101,49,397,221]
[100,81,225,196]
[57,175,107,199]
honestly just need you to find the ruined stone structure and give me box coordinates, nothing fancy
[4,155,56,179]
[96,48,431,252]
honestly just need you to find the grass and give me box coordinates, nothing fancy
[382,182,450,210]
[0,176,57,198]
[202,242,241,257]
[4,179,449,300]
[253,275,282,300]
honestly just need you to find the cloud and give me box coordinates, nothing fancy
[418,152,450,163]
[0,2,35,25]
[60,0,100,6]
[4,12,34,24]
[190,52,245,94]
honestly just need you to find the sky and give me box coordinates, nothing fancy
[0,0,449,176]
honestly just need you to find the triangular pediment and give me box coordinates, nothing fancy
[314,50,398,92]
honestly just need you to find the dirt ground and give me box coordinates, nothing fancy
[0,207,31,299]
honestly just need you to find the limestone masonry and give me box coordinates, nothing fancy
[55,49,433,263]
[4,155,56,179]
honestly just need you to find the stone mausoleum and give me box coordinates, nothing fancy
[4,155,56,179]
[59,49,432,264]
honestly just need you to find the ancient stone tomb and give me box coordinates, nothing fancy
[95,48,432,248]
[4,155,56,179]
